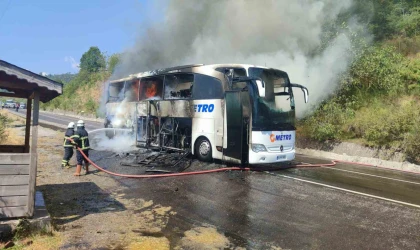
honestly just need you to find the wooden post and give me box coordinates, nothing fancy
[27,91,39,217]
[24,98,32,153]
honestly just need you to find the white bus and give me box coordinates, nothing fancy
[105,64,308,164]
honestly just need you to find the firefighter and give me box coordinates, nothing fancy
[62,122,76,168]
[73,120,90,176]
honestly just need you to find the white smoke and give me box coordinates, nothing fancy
[113,0,369,118]
[89,128,137,152]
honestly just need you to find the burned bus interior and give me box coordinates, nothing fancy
[134,73,224,155]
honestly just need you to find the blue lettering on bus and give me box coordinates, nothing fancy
[194,104,215,113]
[272,134,292,141]
[208,104,214,112]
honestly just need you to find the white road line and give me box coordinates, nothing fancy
[40,113,101,127]
[298,161,420,185]
[39,113,74,123]
[321,166,420,185]
[275,173,420,209]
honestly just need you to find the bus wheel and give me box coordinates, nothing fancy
[195,137,212,162]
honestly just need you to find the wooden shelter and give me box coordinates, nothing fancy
[0,60,62,219]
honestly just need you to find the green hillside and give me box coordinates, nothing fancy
[299,0,420,163]
[40,47,119,116]
[46,73,76,84]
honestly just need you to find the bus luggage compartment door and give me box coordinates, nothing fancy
[224,91,243,161]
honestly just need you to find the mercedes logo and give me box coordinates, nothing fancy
[280,145,284,152]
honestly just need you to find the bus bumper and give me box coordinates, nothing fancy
[248,149,295,164]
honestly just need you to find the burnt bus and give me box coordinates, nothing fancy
[105,64,308,164]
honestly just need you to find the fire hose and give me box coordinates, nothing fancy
[70,138,251,178]
[69,139,420,178]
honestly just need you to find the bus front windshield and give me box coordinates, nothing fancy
[249,68,296,131]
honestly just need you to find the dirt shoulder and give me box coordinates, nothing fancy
[4,122,228,249]
[2,111,239,249]
[34,127,174,249]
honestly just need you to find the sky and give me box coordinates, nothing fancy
[0,0,156,75]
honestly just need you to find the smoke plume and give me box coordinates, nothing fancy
[114,0,369,117]
[89,129,137,152]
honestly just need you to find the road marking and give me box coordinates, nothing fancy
[271,173,420,209]
[321,166,420,185]
[298,161,420,186]
[40,113,102,127]
[39,113,74,123]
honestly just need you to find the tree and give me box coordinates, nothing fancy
[107,53,121,74]
[79,46,106,73]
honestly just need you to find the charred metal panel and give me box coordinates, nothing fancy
[172,100,192,117]
[156,100,192,118]
[136,102,148,116]
[158,101,171,117]
[149,101,158,116]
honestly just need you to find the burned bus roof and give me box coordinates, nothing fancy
[108,63,288,83]
[109,64,204,84]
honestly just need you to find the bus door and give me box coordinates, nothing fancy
[224,91,244,162]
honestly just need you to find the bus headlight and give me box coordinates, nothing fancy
[251,144,267,153]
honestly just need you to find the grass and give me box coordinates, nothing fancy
[2,232,62,250]
[0,110,25,145]
[300,94,420,163]
[1,218,62,250]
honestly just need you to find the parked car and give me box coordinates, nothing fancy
[4,100,15,108]
[20,103,26,109]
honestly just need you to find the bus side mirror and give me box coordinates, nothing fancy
[255,80,265,97]
[290,83,309,103]
[302,87,309,103]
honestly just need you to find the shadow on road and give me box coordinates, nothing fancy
[37,182,125,228]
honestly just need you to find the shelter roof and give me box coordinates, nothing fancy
[0,60,63,102]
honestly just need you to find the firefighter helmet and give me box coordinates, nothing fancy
[76,120,84,127]
[67,122,75,129]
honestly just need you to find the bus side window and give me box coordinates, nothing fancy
[232,81,247,90]
[124,79,140,102]
[140,77,164,100]
[192,74,224,100]
[233,68,246,77]
[164,74,194,100]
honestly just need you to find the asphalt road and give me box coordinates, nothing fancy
[9,109,103,131]
[11,110,420,249]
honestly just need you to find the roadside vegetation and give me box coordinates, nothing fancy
[0,111,9,143]
[40,47,120,116]
[0,219,62,250]
[299,0,420,163]
[0,110,25,145]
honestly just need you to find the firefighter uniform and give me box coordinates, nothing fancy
[62,122,76,168]
[73,120,90,176]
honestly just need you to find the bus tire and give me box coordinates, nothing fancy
[195,137,212,162]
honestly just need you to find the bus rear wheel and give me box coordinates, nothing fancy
[195,137,212,162]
